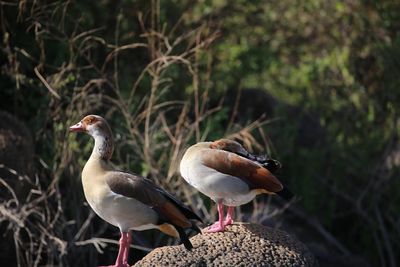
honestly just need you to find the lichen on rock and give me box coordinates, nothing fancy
[134,223,317,267]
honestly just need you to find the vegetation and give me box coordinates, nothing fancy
[1,0,399,266]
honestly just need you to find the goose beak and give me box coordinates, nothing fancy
[69,121,84,132]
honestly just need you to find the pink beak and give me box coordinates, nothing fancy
[69,121,84,132]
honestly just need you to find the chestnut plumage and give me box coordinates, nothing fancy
[180,138,293,233]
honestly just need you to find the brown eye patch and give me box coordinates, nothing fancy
[83,115,98,125]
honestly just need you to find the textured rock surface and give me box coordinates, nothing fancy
[134,223,317,267]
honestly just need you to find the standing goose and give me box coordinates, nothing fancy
[180,139,293,233]
[70,115,201,267]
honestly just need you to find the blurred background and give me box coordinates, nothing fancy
[1,0,399,266]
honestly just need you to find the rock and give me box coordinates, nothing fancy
[0,111,35,201]
[0,111,35,266]
[134,223,317,267]
[0,111,34,177]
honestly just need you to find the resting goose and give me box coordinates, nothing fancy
[69,115,201,267]
[180,139,293,233]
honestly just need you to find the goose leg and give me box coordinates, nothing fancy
[122,232,131,266]
[204,202,226,233]
[98,231,129,267]
[224,206,234,226]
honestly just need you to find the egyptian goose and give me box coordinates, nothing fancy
[180,139,293,233]
[69,115,201,267]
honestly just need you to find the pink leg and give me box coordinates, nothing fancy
[122,232,131,265]
[204,202,226,233]
[98,231,129,267]
[224,206,234,226]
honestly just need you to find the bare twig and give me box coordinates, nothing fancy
[34,67,61,99]
[75,238,153,253]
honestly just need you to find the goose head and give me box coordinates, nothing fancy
[69,115,114,160]
[210,139,248,155]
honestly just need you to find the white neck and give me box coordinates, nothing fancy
[89,128,113,161]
